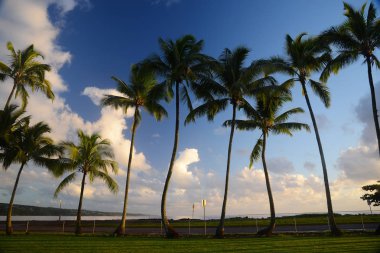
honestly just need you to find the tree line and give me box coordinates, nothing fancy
[1,2,379,237]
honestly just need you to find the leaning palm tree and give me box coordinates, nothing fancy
[143,35,210,237]
[0,42,54,109]
[54,130,119,235]
[321,2,380,156]
[261,33,342,235]
[185,47,275,238]
[0,121,62,235]
[226,86,309,236]
[101,64,167,236]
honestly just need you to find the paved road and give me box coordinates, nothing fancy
[0,221,377,235]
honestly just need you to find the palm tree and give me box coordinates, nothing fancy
[0,42,54,109]
[185,47,275,238]
[101,64,167,236]
[0,104,30,149]
[226,86,309,236]
[54,130,119,235]
[321,2,380,157]
[0,121,62,235]
[143,35,210,237]
[261,33,342,235]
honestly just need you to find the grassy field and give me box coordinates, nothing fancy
[103,214,380,228]
[0,234,379,253]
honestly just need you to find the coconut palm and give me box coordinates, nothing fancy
[260,33,342,235]
[321,2,380,156]
[225,86,309,236]
[0,104,30,149]
[101,64,167,236]
[143,34,210,237]
[0,42,54,109]
[0,121,62,235]
[54,130,119,235]
[185,47,275,238]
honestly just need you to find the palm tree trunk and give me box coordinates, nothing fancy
[161,82,180,238]
[215,103,236,238]
[115,108,138,236]
[6,162,25,235]
[4,82,17,109]
[75,172,86,235]
[257,132,276,236]
[301,82,341,236]
[366,57,380,157]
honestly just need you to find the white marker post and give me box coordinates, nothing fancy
[59,200,62,221]
[202,199,207,236]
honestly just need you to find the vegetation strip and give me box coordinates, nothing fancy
[0,234,379,253]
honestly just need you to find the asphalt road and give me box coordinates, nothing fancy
[0,221,378,235]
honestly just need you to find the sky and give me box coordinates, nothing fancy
[0,0,380,219]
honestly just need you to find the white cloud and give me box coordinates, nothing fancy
[172,148,200,188]
[0,0,150,212]
[266,157,295,174]
[335,86,380,183]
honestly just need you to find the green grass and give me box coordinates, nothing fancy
[122,214,380,228]
[0,234,379,253]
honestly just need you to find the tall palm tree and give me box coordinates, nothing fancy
[0,42,54,109]
[321,2,380,156]
[226,86,309,236]
[261,33,342,235]
[143,35,210,237]
[101,64,167,236]
[185,47,275,238]
[0,121,62,235]
[54,130,119,235]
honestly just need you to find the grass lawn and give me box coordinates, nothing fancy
[0,234,379,253]
[119,214,380,228]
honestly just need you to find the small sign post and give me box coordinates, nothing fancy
[202,199,206,236]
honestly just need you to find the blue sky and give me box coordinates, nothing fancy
[0,0,379,218]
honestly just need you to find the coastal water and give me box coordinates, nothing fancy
[0,215,160,221]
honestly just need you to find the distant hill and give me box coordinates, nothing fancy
[0,203,145,216]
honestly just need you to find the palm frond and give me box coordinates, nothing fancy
[185,98,229,124]
[309,79,330,107]
[93,170,119,194]
[272,122,310,136]
[54,172,77,198]
[249,139,263,168]
[275,107,305,124]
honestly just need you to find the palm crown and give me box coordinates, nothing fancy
[321,2,380,80]
[0,42,54,109]
[262,33,331,107]
[144,34,211,110]
[0,121,62,171]
[54,130,119,197]
[230,86,310,167]
[186,47,275,123]
[102,64,167,125]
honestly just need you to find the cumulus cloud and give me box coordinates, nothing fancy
[335,85,380,183]
[266,157,295,174]
[0,0,150,212]
[304,161,316,172]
